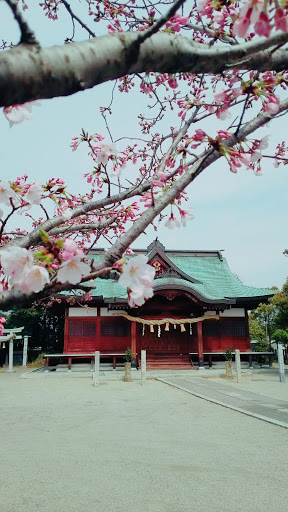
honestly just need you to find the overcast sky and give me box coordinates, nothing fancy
[1,2,288,290]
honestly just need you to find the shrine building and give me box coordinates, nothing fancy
[64,240,274,369]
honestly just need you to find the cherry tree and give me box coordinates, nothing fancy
[1,0,288,324]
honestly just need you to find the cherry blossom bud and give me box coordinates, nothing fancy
[274,9,288,32]
[233,11,252,38]
[254,11,270,38]
[168,76,178,89]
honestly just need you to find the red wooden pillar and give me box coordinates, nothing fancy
[63,310,69,353]
[131,321,137,369]
[197,321,204,368]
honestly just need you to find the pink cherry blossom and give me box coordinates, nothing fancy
[238,153,251,166]
[164,213,180,229]
[251,150,262,162]
[128,286,154,307]
[158,171,168,182]
[179,209,194,227]
[192,129,206,142]
[57,258,91,284]
[118,254,155,295]
[263,95,280,115]
[61,239,84,261]
[0,317,5,336]
[166,14,188,32]
[254,11,270,38]
[95,142,117,165]
[233,12,252,38]
[26,182,43,205]
[259,135,269,150]
[3,101,40,127]
[0,181,16,206]
[18,265,50,294]
[274,9,288,32]
[214,89,226,102]
[168,76,178,89]
[217,107,231,120]
[232,87,243,99]
[0,247,34,284]
[213,12,224,24]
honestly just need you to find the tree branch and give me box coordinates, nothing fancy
[61,0,96,38]
[5,0,39,45]
[2,30,288,106]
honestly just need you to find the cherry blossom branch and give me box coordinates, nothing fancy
[7,181,152,249]
[185,23,236,45]
[48,219,116,237]
[3,30,288,106]
[5,0,39,46]
[0,266,113,309]
[92,96,288,270]
[61,0,96,39]
[137,0,187,43]
[2,97,288,308]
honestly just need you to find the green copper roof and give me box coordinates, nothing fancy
[87,250,273,304]
[168,256,273,301]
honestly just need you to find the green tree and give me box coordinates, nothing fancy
[272,329,288,346]
[4,304,65,360]
[249,302,277,345]
[270,282,288,331]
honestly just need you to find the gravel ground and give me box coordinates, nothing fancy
[1,368,288,512]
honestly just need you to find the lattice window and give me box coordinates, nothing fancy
[68,320,96,338]
[220,320,246,337]
[83,321,96,337]
[69,320,83,338]
[203,321,219,337]
[101,319,129,337]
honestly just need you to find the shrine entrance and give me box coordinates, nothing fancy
[128,294,205,369]
[138,323,195,354]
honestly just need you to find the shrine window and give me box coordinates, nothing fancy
[220,320,246,337]
[203,321,219,337]
[68,320,96,338]
[101,319,129,337]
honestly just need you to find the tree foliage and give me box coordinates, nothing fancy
[3,304,65,356]
[249,280,288,347]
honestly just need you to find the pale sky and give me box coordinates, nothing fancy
[1,2,288,290]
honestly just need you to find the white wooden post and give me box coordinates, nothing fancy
[235,349,241,383]
[22,335,28,367]
[93,351,100,387]
[277,344,285,383]
[141,350,146,385]
[7,338,14,373]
